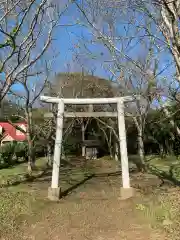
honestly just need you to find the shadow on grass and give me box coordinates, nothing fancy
[93,171,121,177]
[60,169,138,198]
[60,174,95,198]
[93,168,137,178]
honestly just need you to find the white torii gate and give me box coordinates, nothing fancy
[40,95,137,200]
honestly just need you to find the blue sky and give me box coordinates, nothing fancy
[50,2,175,81]
[6,1,177,101]
[51,24,110,78]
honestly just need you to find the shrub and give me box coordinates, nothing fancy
[0,142,16,167]
[0,141,28,168]
[34,141,46,158]
[14,142,28,162]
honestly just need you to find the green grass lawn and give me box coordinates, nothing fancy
[0,154,179,187]
[0,158,48,236]
[128,154,180,172]
[145,155,180,183]
[0,157,95,237]
[146,155,179,169]
[0,157,47,186]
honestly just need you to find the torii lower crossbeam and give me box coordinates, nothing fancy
[40,96,137,200]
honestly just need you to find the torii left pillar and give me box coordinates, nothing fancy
[48,100,64,201]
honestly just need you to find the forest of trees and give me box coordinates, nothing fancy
[0,0,180,178]
[1,71,180,173]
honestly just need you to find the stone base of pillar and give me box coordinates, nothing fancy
[120,187,135,200]
[48,187,61,201]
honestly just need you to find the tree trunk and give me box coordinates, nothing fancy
[25,108,35,174]
[81,121,86,157]
[133,117,146,172]
[137,132,146,172]
[165,139,172,156]
[159,144,165,158]
[27,141,35,174]
[47,143,52,166]
[163,106,180,136]
[138,132,145,162]
[114,142,119,161]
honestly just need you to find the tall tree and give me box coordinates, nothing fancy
[0,0,73,171]
[134,0,180,81]
[73,1,163,170]
[0,0,68,102]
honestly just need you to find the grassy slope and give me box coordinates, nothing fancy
[0,157,95,238]
[131,155,180,239]
[0,155,180,239]
[0,158,47,236]
[146,155,179,169]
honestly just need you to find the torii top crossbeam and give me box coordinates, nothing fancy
[40,95,139,104]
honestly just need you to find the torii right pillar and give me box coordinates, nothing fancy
[117,100,134,199]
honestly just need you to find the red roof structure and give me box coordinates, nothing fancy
[0,122,27,142]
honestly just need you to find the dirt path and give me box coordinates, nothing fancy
[18,175,166,240]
